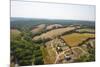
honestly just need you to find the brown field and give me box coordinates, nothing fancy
[31,24,46,34]
[76,29,95,33]
[33,27,76,41]
[11,29,21,35]
[61,33,95,47]
[10,29,21,40]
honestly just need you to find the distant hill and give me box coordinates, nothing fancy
[10,17,95,31]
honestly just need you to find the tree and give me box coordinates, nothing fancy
[34,56,44,65]
[11,39,34,66]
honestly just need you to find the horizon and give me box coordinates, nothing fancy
[11,17,95,22]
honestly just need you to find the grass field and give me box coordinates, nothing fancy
[41,45,56,64]
[61,33,95,47]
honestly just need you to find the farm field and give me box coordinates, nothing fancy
[76,28,95,33]
[61,33,95,47]
[32,27,76,41]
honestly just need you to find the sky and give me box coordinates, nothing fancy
[11,0,95,21]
